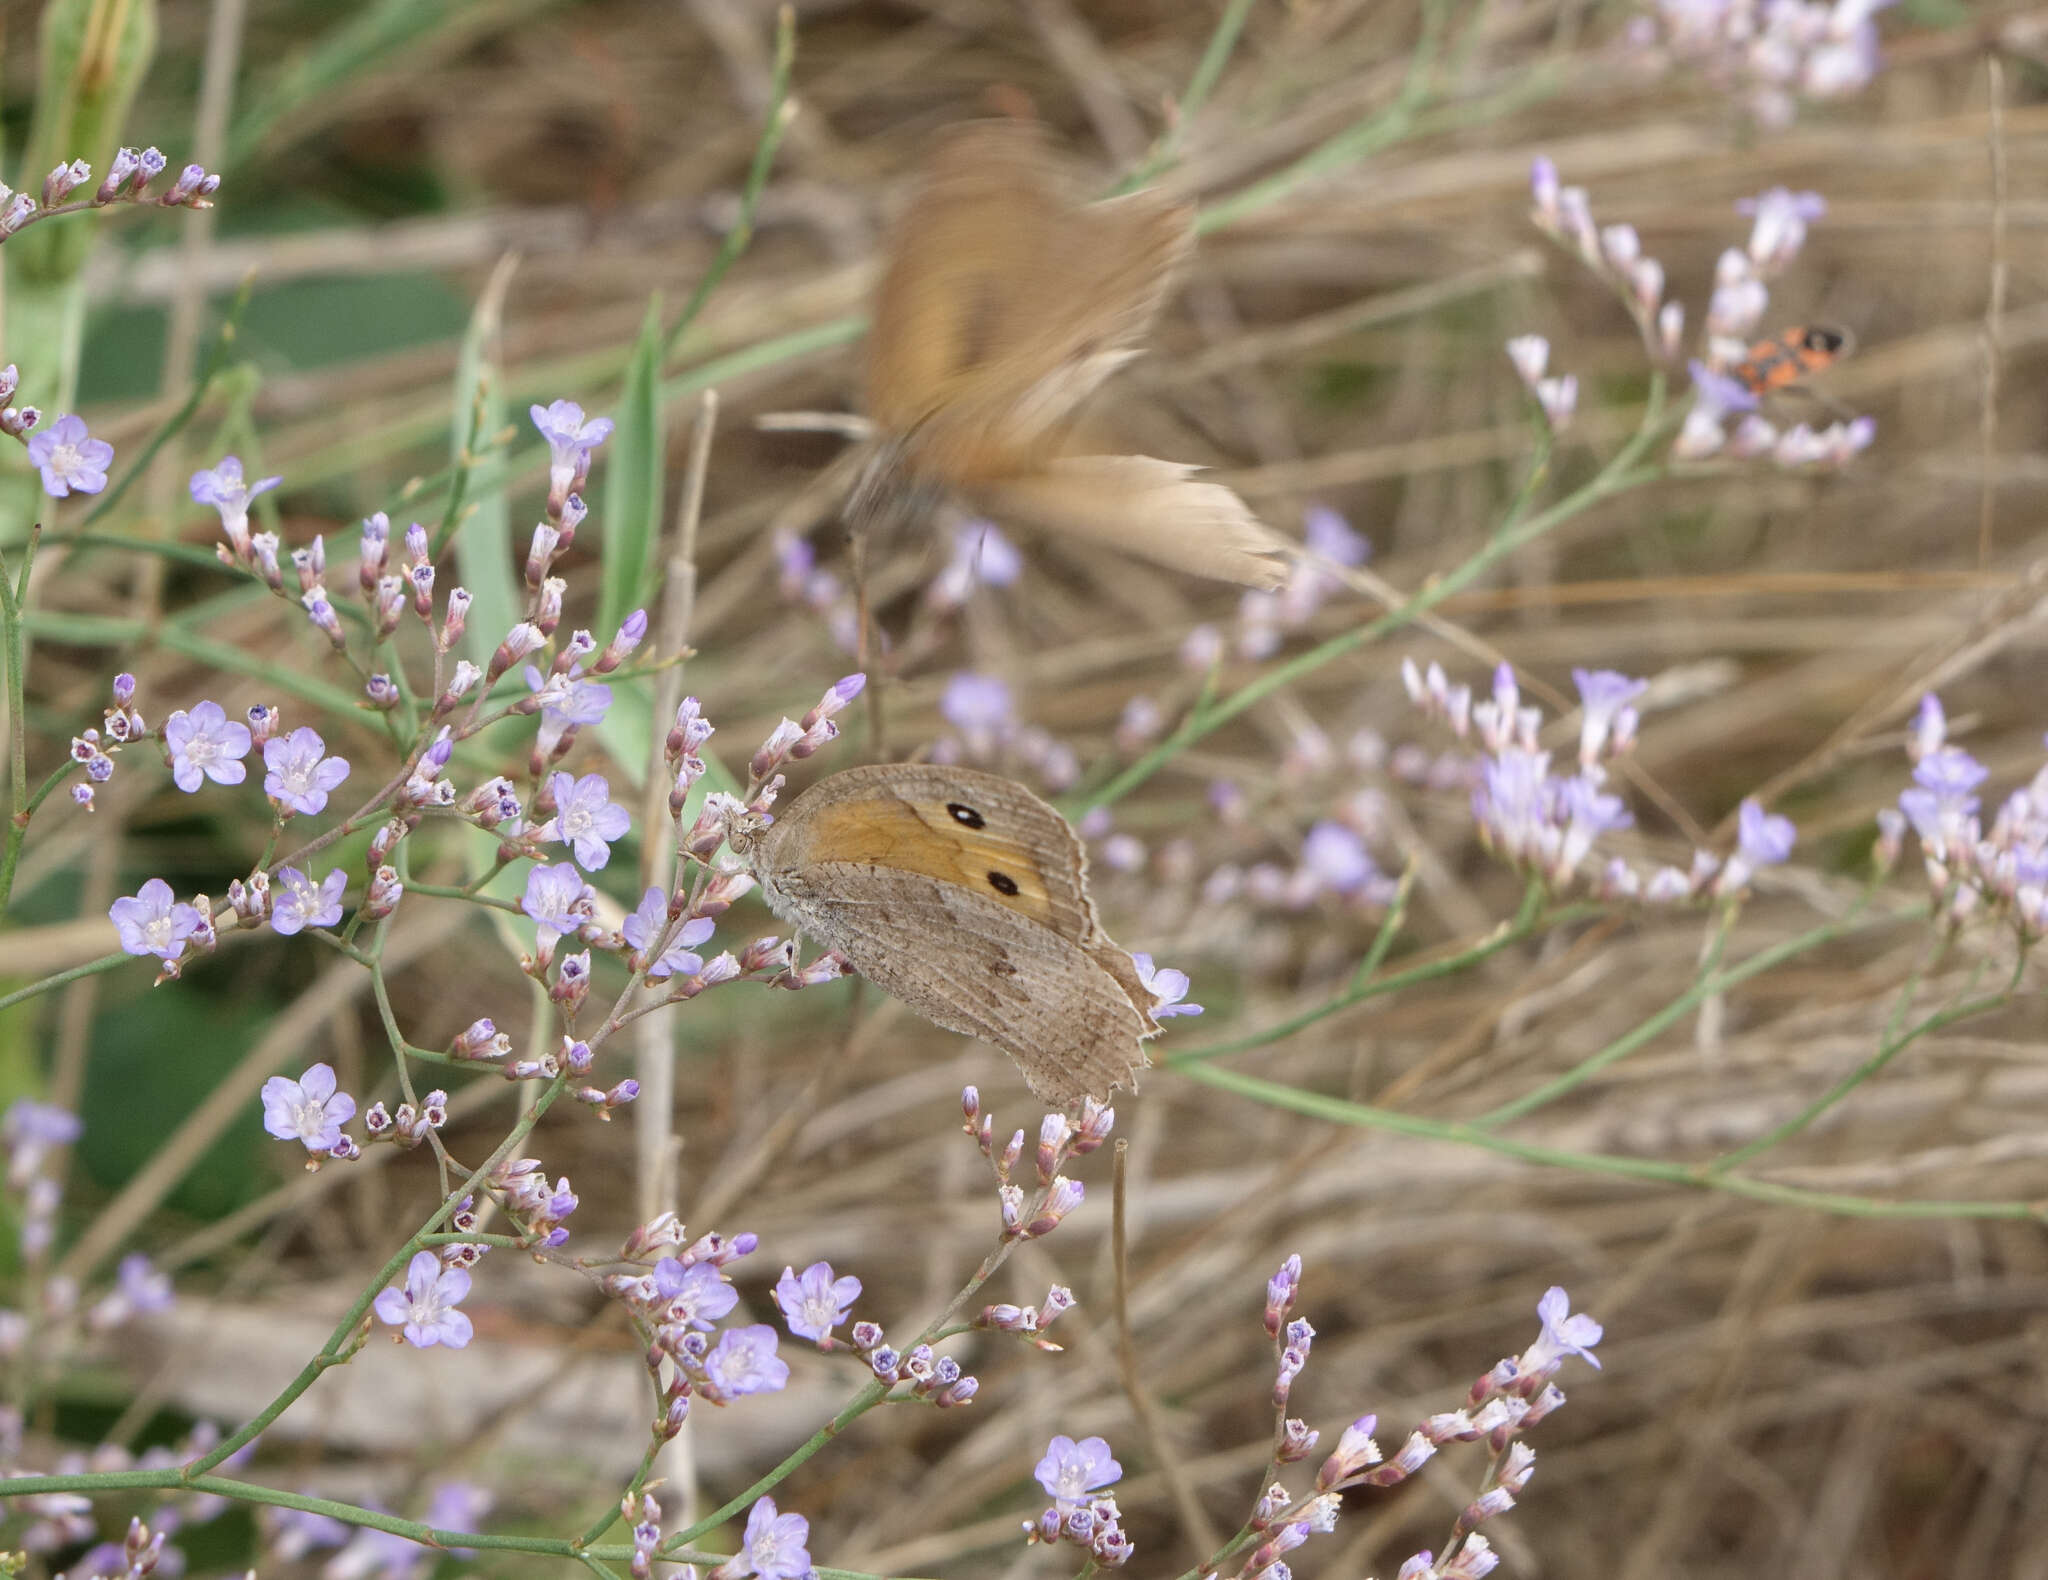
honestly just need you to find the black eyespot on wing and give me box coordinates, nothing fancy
[948,802,986,829]
[1803,326,1847,354]
[987,870,1020,896]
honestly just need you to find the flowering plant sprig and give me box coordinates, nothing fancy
[0,150,219,242]
[1404,658,1795,906]
[1525,159,1872,470]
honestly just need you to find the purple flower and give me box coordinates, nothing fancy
[1035,1435,1122,1508]
[270,866,347,936]
[163,700,251,792]
[4,1098,81,1151]
[109,878,205,960]
[111,1254,172,1319]
[701,1324,789,1399]
[1299,821,1376,895]
[1131,953,1202,1018]
[622,891,718,980]
[774,1261,862,1343]
[267,1504,349,1561]
[940,672,1014,744]
[373,1249,473,1349]
[1735,798,1795,869]
[423,1481,492,1547]
[263,728,351,816]
[1571,668,1647,767]
[1716,797,1798,897]
[521,862,595,944]
[261,1062,356,1153]
[1737,187,1826,273]
[1303,505,1369,567]
[27,414,113,497]
[726,1496,813,1580]
[1473,747,1551,860]
[929,520,1024,606]
[524,666,613,754]
[1687,358,1759,418]
[1519,1286,1602,1375]
[654,1257,740,1330]
[1556,774,1633,872]
[189,455,281,553]
[543,771,631,871]
[530,399,614,488]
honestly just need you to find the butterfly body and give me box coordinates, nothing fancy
[1729,325,1851,399]
[727,762,1157,1106]
[857,122,1289,590]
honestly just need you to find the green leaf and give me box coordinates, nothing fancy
[596,293,666,650]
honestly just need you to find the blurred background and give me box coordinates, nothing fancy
[8,0,2048,1575]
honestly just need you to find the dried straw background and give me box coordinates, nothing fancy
[18,0,2048,1576]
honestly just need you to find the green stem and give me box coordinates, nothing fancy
[1066,435,1666,821]
[1474,898,1890,1129]
[1176,1060,2046,1220]
[661,5,797,361]
[1176,890,1591,1066]
[0,530,36,913]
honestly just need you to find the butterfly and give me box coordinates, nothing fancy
[847,120,1290,590]
[724,762,1158,1106]
[1728,325,1853,400]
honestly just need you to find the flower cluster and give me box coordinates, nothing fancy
[601,1222,799,1431]
[0,148,219,241]
[1877,694,2048,939]
[0,1099,173,1387]
[1624,0,1894,127]
[1527,161,1873,469]
[1024,1434,1133,1566]
[964,1087,1113,1242]
[775,518,1027,653]
[12,1419,248,1575]
[1405,659,1796,902]
[1215,1262,1603,1580]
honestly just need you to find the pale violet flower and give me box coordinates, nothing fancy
[1131,953,1202,1018]
[1034,1435,1122,1508]
[373,1249,473,1349]
[271,866,346,936]
[774,1261,861,1344]
[28,414,113,498]
[543,771,631,871]
[163,700,251,792]
[109,878,204,960]
[189,455,282,554]
[263,727,351,816]
[261,1063,356,1153]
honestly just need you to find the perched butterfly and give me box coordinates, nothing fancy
[724,762,1158,1106]
[1727,325,1853,400]
[847,121,1290,590]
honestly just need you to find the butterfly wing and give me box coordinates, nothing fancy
[770,871,1154,1107]
[754,764,1159,1104]
[865,121,1194,484]
[971,454,1290,589]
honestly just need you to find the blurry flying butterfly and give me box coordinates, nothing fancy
[847,120,1290,591]
[1728,325,1853,400]
[724,762,1158,1107]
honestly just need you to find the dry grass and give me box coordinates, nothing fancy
[17,0,2048,1576]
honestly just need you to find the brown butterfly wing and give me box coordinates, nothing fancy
[755,764,1158,1104]
[865,121,1194,484]
[765,874,1153,1107]
[970,454,1291,589]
